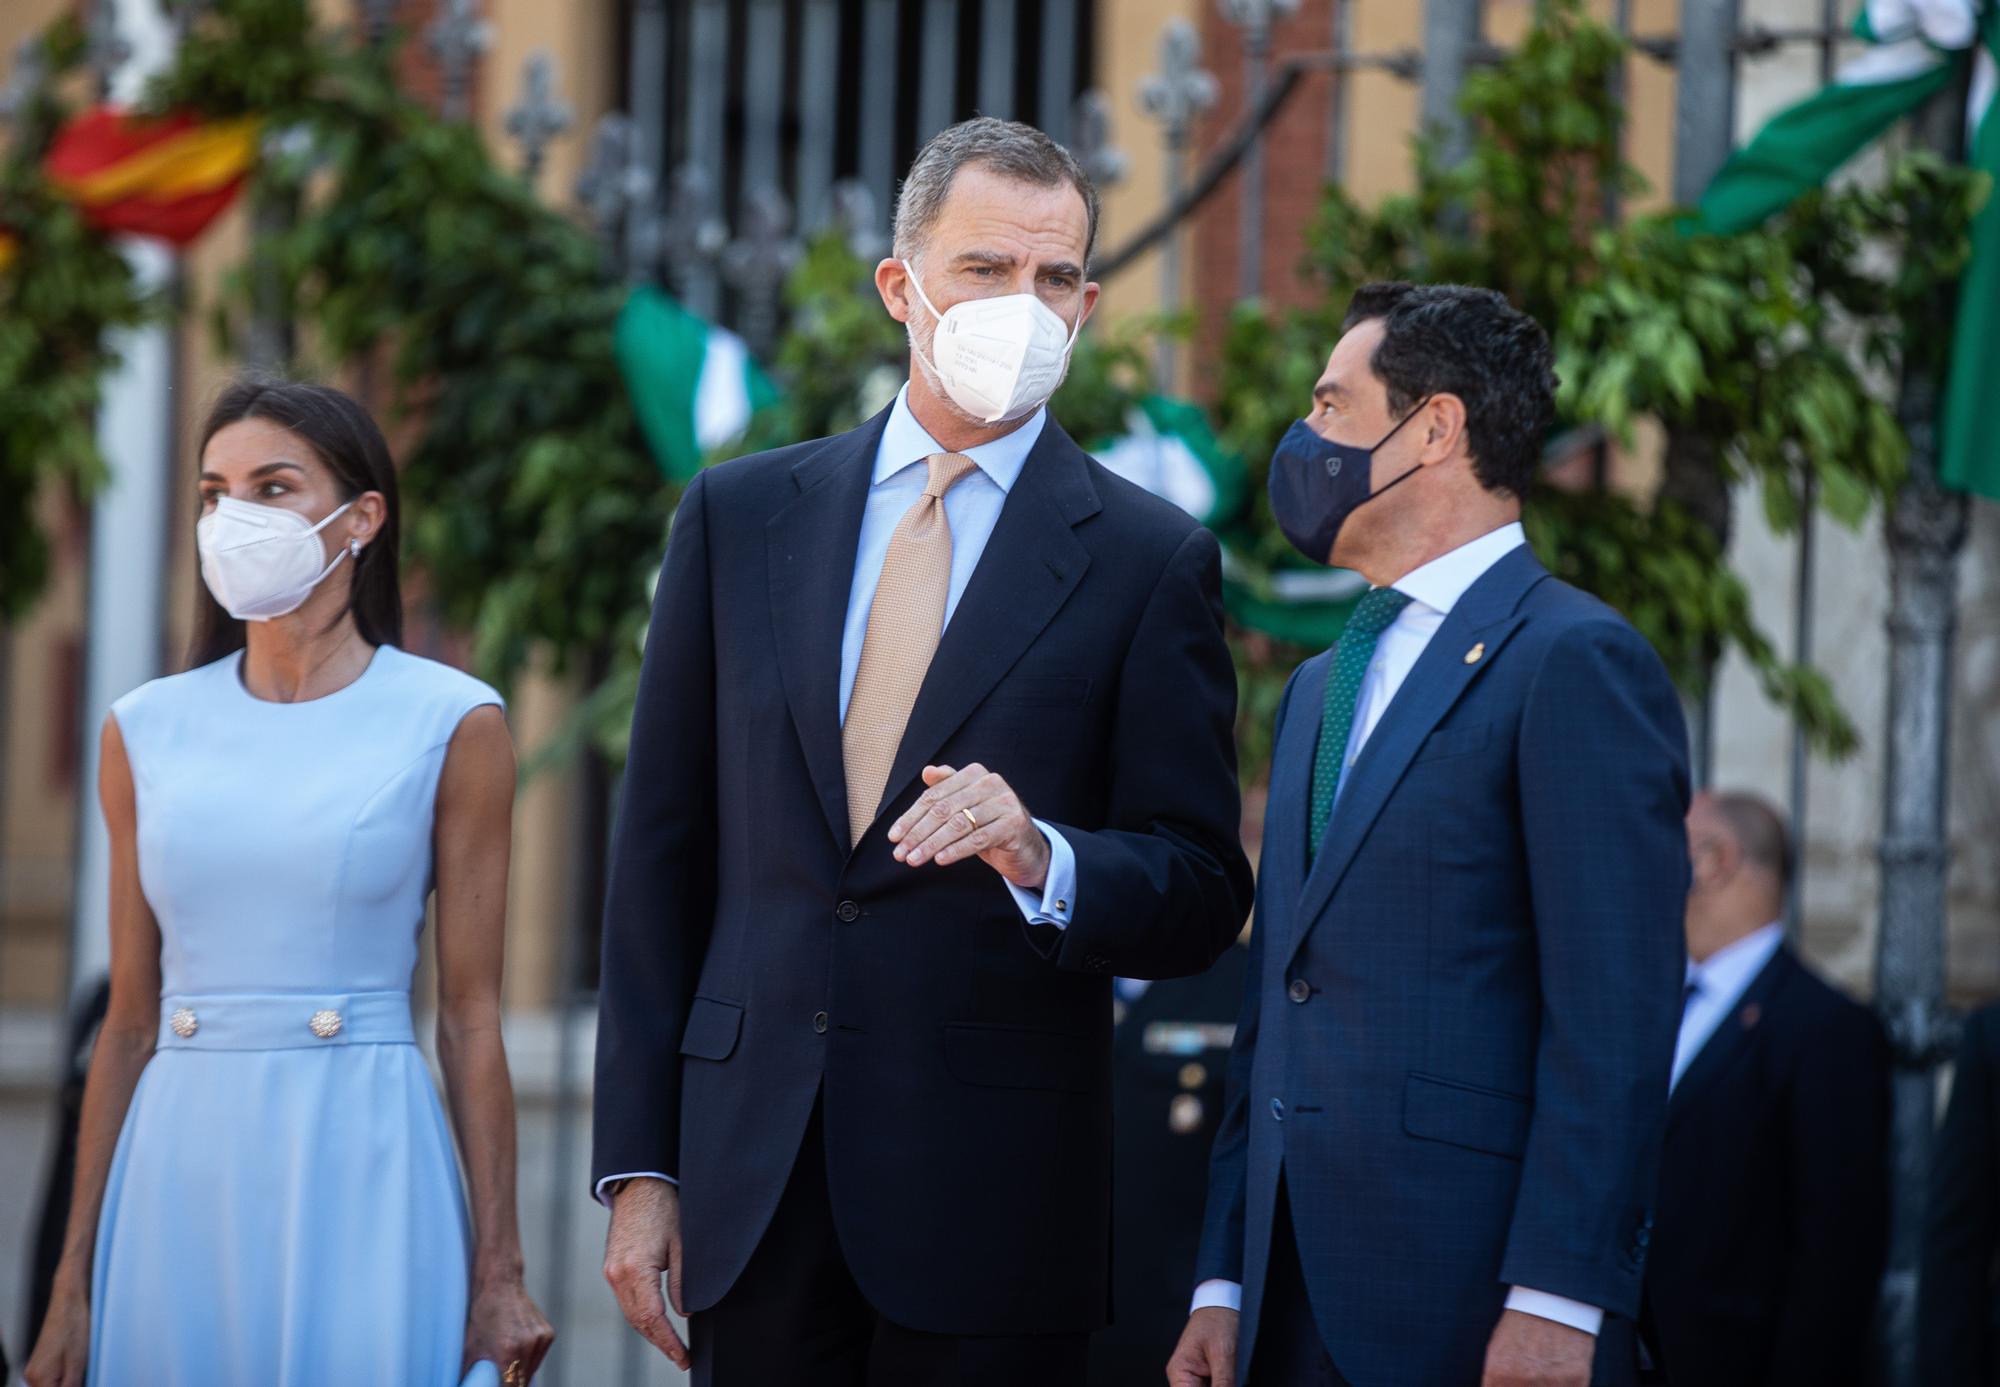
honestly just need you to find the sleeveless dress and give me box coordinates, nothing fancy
[89,645,504,1387]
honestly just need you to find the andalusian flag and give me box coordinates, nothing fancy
[1089,395,1247,527]
[614,284,779,481]
[44,107,257,247]
[1696,0,2000,500]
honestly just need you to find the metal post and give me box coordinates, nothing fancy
[1140,19,1218,391]
[1222,0,1299,300]
[979,0,1018,120]
[1039,0,1079,145]
[919,0,959,140]
[1787,0,1846,943]
[743,0,785,204]
[623,0,667,285]
[683,0,728,316]
[1875,57,1973,1387]
[1325,0,1354,185]
[860,0,898,232]
[426,0,492,124]
[1665,0,1743,788]
[795,0,840,230]
[69,0,177,1001]
[1420,0,1483,176]
[1673,0,1741,206]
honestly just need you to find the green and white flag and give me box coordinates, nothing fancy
[614,284,780,481]
[1695,0,2000,501]
[1088,394,1247,526]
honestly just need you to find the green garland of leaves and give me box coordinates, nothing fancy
[9,0,1982,782]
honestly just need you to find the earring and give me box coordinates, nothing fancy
[349,538,363,557]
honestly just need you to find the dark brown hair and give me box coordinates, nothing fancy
[186,377,403,669]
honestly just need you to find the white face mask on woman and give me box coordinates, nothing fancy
[196,496,359,621]
[902,259,1084,424]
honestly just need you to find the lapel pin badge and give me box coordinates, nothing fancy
[1464,642,1486,665]
[1741,1002,1762,1030]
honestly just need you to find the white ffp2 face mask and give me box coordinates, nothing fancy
[903,259,1084,424]
[196,495,358,621]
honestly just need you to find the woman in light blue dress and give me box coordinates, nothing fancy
[25,379,553,1387]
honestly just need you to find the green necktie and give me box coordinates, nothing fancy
[1308,585,1414,856]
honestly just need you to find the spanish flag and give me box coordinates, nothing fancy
[43,107,257,248]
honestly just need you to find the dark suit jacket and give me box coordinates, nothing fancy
[1196,543,1691,1387]
[1920,1002,2000,1384]
[1093,948,1249,1385]
[591,407,1254,1336]
[1643,943,1889,1386]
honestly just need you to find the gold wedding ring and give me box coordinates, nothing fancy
[961,807,979,831]
[503,1362,525,1387]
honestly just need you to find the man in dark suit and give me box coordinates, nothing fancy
[591,117,1254,1387]
[1640,791,1888,1385]
[1094,948,1250,1386]
[1920,1001,2000,1382]
[1169,283,1691,1387]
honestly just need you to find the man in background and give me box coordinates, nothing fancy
[1093,947,1249,1385]
[1640,791,1889,1385]
[1920,994,2000,1378]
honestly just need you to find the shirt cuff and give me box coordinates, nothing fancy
[1504,1287,1603,1336]
[1003,819,1076,930]
[594,1171,677,1208]
[1191,1279,1243,1313]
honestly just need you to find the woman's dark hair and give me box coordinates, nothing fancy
[187,376,403,669]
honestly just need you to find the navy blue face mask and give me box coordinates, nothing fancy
[1266,398,1431,566]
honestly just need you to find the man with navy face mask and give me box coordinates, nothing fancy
[593,118,1253,1387]
[1169,283,1691,1387]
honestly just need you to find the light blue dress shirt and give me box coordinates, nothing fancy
[843,385,1078,931]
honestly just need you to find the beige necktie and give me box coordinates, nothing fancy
[843,451,980,846]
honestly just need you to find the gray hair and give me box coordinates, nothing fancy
[891,117,1100,268]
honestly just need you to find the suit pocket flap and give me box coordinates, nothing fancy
[1414,721,1490,763]
[679,996,743,1061]
[1402,1072,1529,1159]
[943,1023,1096,1093]
[986,675,1092,707]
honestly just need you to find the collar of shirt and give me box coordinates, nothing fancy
[1387,520,1527,616]
[872,383,1047,492]
[1687,921,1785,1006]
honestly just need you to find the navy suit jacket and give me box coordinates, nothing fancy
[591,406,1254,1336]
[1196,543,1691,1387]
[1644,944,1889,1387]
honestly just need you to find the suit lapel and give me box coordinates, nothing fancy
[1668,946,1796,1131]
[766,408,891,852]
[1287,544,1549,966]
[1263,657,1329,955]
[872,421,1100,830]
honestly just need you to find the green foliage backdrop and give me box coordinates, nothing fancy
[4,0,1983,785]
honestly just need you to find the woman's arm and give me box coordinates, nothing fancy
[432,704,553,1379]
[26,716,163,1387]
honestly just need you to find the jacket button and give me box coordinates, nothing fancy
[1270,1097,1286,1122]
[812,1011,829,1034]
[1288,978,1310,1004]
[836,900,860,923]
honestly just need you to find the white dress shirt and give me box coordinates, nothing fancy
[1192,522,1605,1338]
[596,386,1080,1205]
[1671,922,1784,1090]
